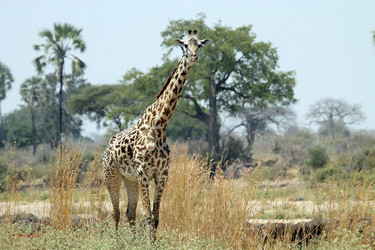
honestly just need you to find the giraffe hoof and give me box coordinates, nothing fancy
[154,220,159,229]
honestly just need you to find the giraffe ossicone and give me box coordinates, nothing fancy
[102,30,211,241]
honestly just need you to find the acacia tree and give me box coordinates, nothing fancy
[20,77,46,155]
[0,62,14,148]
[306,98,365,137]
[68,83,140,131]
[34,23,86,144]
[68,62,178,132]
[161,15,296,160]
[69,64,207,140]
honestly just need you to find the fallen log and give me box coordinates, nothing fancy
[244,218,372,245]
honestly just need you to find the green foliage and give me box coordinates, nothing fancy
[33,23,86,75]
[68,84,129,130]
[2,107,33,147]
[34,74,84,144]
[0,161,7,191]
[162,14,296,110]
[318,229,373,250]
[68,60,207,140]
[161,14,296,154]
[318,120,351,138]
[0,62,14,148]
[315,164,343,182]
[69,15,296,156]
[0,224,224,250]
[352,146,375,171]
[2,74,86,148]
[20,76,46,105]
[167,109,207,141]
[34,23,86,143]
[222,135,245,164]
[274,126,315,165]
[0,62,14,101]
[306,146,329,169]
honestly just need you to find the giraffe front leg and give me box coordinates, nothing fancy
[152,167,168,241]
[136,165,152,241]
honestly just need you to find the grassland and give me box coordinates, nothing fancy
[0,142,374,249]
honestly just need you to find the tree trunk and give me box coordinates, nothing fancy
[0,101,3,148]
[58,60,64,144]
[208,81,221,175]
[208,82,220,156]
[31,97,36,155]
[245,120,257,163]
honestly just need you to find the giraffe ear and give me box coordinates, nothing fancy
[200,38,212,47]
[174,39,185,46]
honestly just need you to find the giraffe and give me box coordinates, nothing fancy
[102,30,211,240]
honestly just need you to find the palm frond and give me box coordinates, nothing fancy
[33,55,47,74]
[34,23,86,78]
[72,38,86,52]
[72,56,86,76]
[39,29,55,44]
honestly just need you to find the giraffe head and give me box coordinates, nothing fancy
[175,30,211,62]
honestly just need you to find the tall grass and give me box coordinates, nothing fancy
[48,142,85,229]
[1,141,375,249]
[160,143,259,248]
[82,146,108,221]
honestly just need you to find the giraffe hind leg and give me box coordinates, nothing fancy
[124,179,139,231]
[103,159,121,230]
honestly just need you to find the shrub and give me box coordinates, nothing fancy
[0,161,7,191]
[273,126,314,165]
[352,146,375,172]
[306,146,329,169]
[315,164,343,182]
[222,135,245,165]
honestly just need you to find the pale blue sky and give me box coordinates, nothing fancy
[1,0,375,137]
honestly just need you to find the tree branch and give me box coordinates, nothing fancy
[218,85,251,98]
[184,94,210,123]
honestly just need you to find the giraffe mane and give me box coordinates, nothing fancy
[155,63,179,100]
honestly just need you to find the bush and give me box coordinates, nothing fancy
[0,161,7,191]
[222,135,245,165]
[352,146,375,172]
[315,164,343,182]
[306,146,329,169]
[273,126,314,165]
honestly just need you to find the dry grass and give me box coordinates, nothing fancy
[49,142,85,229]
[1,141,375,249]
[160,143,259,248]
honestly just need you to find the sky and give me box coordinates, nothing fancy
[1,0,375,137]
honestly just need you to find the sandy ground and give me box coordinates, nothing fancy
[1,199,373,223]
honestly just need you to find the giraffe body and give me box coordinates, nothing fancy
[103,30,211,240]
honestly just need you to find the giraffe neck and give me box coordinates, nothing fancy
[136,54,193,133]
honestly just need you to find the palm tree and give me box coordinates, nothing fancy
[0,62,14,148]
[20,76,46,155]
[33,23,86,144]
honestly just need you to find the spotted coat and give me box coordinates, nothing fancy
[102,30,211,241]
